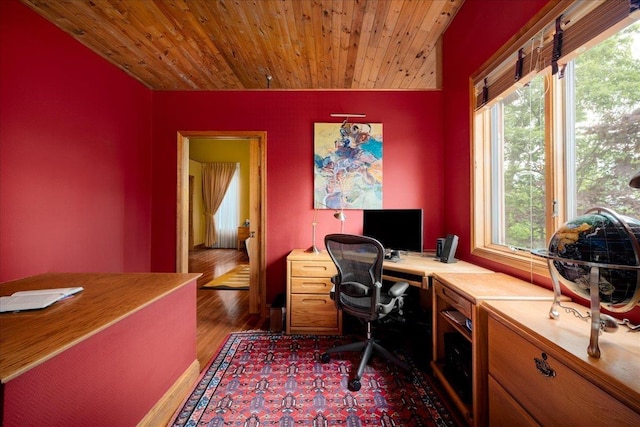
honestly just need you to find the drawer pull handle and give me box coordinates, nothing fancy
[303,266,328,272]
[302,299,327,305]
[301,282,327,288]
[534,352,556,378]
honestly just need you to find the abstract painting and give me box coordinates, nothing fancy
[313,122,383,210]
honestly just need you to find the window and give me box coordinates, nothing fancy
[491,73,547,251]
[571,25,640,218]
[212,163,240,248]
[472,1,640,276]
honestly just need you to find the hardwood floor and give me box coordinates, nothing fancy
[189,245,249,286]
[189,246,268,370]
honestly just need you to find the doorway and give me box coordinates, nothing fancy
[176,131,266,316]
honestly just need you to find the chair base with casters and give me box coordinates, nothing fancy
[321,319,410,391]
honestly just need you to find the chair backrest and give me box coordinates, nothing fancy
[324,233,385,321]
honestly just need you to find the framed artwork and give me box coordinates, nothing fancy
[313,121,383,210]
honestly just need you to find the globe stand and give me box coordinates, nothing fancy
[586,265,605,358]
[537,207,640,359]
[543,254,640,359]
[547,261,607,357]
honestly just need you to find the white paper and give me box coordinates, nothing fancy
[0,287,83,313]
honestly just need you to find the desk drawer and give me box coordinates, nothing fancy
[488,317,640,425]
[488,375,539,426]
[290,277,333,294]
[290,261,337,278]
[289,294,338,328]
[434,280,471,318]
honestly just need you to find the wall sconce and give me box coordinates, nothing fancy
[330,113,366,118]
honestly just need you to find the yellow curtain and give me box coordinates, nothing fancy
[202,162,236,247]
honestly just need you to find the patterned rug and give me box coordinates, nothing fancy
[169,331,457,426]
[202,264,250,290]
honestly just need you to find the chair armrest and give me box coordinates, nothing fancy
[387,281,410,297]
[341,282,370,296]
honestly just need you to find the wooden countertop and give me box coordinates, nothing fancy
[0,272,200,383]
[432,272,562,304]
[287,249,332,261]
[287,249,493,277]
[384,253,492,277]
[483,299,640,413]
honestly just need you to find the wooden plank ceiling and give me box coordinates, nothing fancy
[21,0,464,90]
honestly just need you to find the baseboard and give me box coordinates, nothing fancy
[137,359,200,427]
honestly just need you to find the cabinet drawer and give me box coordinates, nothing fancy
[290,294,338,328]
[488,317,640,426]
[290,261,337,278]
[434,280,471,318]
[290,277,333,294]
[488,375,539,427]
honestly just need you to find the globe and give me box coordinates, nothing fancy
[544,207,640,313]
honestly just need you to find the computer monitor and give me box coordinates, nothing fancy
[362,209,423,254]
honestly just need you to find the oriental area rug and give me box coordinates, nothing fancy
[201,264,250,290]
[169,331,457,426]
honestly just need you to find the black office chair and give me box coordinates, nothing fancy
[321,233,411,391]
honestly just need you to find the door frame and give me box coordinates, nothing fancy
[176,130,267,316]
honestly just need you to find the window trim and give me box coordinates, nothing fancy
[472,1,633,110]
[471,103,552,278]
[470,0,639,278]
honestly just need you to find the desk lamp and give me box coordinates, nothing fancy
[306,207,320,253]
[334,210,346,233]
[306,203,347,252]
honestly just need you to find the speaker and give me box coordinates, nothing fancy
[440,234,458,263]
[436,238,445,258]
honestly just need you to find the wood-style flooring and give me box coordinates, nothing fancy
[189,246,268,370]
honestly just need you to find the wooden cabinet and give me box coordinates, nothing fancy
[484,299,640,426]
[431,273,561,426]
[487,376,539,427]
[0,273,201,426]
[286,249,341,335]
[237,226,250,250]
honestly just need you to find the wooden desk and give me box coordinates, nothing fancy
[286,250,341,335]
[285,249,492,335]
[382,252,492,289]
[0,272,201,426]
[430,273,566,426]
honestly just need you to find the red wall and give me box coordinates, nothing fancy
[441,0,550,264]
[1,0,444,303]
[0,0,153,281]
[151,91,445,301]
[3,0,637,325]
